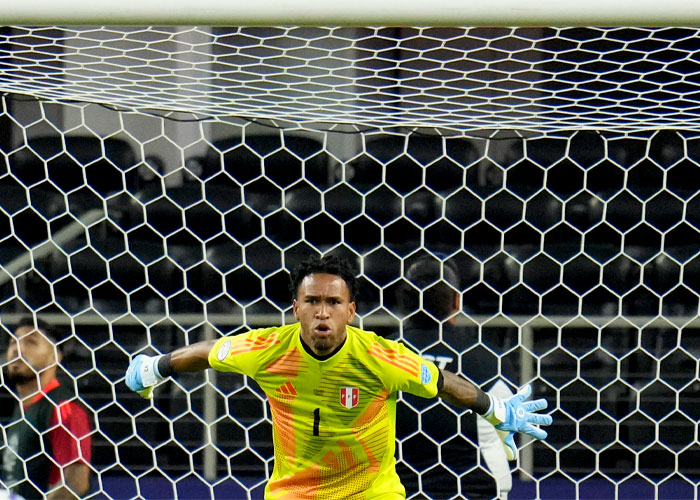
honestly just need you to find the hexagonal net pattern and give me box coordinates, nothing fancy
[0,26,699,500]
[2,26,700,134]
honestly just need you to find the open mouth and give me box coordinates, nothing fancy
[314,324,331,336]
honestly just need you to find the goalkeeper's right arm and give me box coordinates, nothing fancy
[125,340,215,399]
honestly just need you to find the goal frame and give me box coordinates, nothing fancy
[2,18,700,500]
[3,0,700,25]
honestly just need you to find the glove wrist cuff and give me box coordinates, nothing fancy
[483,394,507,426]
[152,355,164,379]
[140,355,163,387]
[480,393,495,417]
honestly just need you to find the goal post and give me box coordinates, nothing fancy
[3,0,700,25]
[0,23,699,500]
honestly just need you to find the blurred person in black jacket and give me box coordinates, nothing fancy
[396,256,516,499]
[2,317,91,500]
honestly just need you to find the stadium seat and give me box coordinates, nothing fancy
[445,188,481,229]
[405,135,445,166]
[346,154,383,193]
[363,135,426,194]
[425,157,466,195]
[404,189,442,228]
[0,176,29,215]
[201,138,261,184]
[565,193,604,232]
[343,216,382,254]
[202,133,329,189]
[363,249,402,289]
[644,254,680,296]
[128,237,165,266]
[144,192,192,238]
[324,184,363,223]
[285,183,322,220]
[606,192,643,232]
[667,158,700,200]
[384,156,423,195]
[11,135,137,196]
[563,255,601,295]
[603,255,640,296]
[525,191,563,232]
[364,187,402,227]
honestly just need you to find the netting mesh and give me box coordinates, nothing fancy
[0,25,699,499]
[3,26,700,133]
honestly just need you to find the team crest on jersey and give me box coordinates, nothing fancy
[340,387,359,409]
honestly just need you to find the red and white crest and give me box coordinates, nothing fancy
[340,387,359,409]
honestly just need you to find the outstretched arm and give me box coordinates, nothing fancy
[125,340,216,399]
[437,369,552,460]
[168,340,217,372]
[437,369,492,412]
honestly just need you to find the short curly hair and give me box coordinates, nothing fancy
[404,256,460,319]
[289,254,359,302]
[15,316,63,349]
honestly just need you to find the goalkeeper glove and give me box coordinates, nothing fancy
[125,354,166,399]
[483,384,552,461]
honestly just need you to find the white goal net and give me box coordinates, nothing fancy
[0,25,699,499]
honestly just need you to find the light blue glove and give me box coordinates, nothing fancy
[125,354,165,399]
[483,384,552,460]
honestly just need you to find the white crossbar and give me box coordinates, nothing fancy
[3,0,700,25]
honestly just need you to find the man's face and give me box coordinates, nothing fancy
[293,273,356,357]
[5,326,58,384]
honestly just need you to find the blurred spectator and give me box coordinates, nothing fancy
[397,256,516,499]
[1,317,92,499]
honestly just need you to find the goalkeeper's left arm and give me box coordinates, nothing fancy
[437,369,552,460]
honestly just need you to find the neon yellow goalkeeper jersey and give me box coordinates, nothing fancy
[208,323,440,500]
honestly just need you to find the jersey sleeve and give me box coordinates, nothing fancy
[208,327,279,378]
[48,401,92,487]
[49,401,92,464]
[367,336,441,399]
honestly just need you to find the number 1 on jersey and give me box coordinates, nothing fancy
[313,408,320,436]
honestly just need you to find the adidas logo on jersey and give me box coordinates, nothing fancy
[276,381,297,397]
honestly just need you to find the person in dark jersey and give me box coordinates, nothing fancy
[396,256,516,499]
[2,317,92,499]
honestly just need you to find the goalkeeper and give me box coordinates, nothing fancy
[125,254,551,500]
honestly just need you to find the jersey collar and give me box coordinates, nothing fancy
[297,324,352,363]
[299,335,346,361]
[26,377,60,408]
